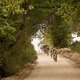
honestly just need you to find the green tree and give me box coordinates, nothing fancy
[0,0,80,77]
[43,15,72,48]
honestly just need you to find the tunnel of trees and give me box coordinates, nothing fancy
[0,0,80,77]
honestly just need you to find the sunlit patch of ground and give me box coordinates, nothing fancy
[24,53,80,80]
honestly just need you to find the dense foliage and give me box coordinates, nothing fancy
[0,0,80,77]
[0,0,38,77]
[42,0,80,48]
[43,15,72,48]
[70,41,80,53]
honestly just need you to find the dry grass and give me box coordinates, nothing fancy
[59,48,80,66]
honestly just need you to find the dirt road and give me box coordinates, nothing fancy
[24,53,80,80]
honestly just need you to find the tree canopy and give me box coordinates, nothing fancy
[0,0,80,77]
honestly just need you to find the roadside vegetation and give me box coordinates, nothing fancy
[0,0,80,78]
[70,41,80,53]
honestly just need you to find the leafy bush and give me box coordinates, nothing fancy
[0,31,37,77]
[70,41,80,53]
